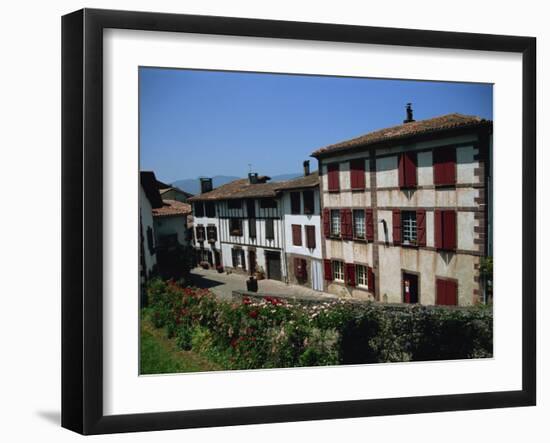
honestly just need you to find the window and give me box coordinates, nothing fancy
[206,225,217,242]
[332,261,344,282]
[205,202,216,217]
[228,199,242,210]
[356,264,368,288]
[260,198,277,209]
[303,190,314,214]
[398,151,417,188]
[231,248,245,269]
[265,218,275,240]
[330,209,341,237]
[350,159,365,190]
[195,225,205,241]
[327,163,340,191]
[292,224,302,246]
[436,278,458,305]
[433,147,457,186]
[305,225,316,249]
[401,211,417,245]
[248,218,256,238]
[229,218,242,236]
[353,209,365,239]
[392,209,426,246]
[290,192,301,214]
[194,202,204,217]
[435,210,457,250]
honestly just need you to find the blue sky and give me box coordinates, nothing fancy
[139,68,492,184]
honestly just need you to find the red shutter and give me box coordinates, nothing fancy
[392,209,401,245]
[350,159,365,190]
[367,266,375,292]
[434,210,443,249]
[399,152,417,188]
[323,208,330,238]
[434,148,456,186]
[324,259,333,281]
[366,208,374,241]
[416,209,426,246]
[327,163,340,191]
[292,224,302,246]
[345,263,356,287]
[306,225,316,249]
[443,210,457,250]
[341,208,353,240]
[437,279,458,305]
[398,154,406,187]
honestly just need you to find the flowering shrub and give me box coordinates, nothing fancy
[145,279,492,370]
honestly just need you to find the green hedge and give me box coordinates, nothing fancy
[145,279,493,370]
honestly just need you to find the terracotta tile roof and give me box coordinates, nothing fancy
[311,113,492,157]
[275,171,319,191]
[188,172,319,202]
[159,186,194,198]
[152,199,192,217]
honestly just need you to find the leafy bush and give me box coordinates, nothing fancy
[145,280,493,370]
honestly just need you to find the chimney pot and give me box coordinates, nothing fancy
[403,103,415,124]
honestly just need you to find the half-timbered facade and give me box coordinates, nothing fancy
[312,111,492,306]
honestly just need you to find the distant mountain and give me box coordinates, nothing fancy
[171,172,302,195]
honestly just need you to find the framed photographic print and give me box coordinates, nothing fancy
[61,8,536,435]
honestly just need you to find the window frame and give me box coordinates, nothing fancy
[290,192,301,214]
[401,210,417,246]
[265,218,275,240]
[330,209,341,237]
[355,264,368,289]
[305,225,316,249]
[353,209,366,240]
[332,260,344,282]
[303,189,314,215]
[228,218,243,237]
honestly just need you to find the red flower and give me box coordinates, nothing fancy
[249,310,259,319]
[242,297,252,305]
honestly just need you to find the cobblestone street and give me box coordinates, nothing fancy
[188,267,338,302]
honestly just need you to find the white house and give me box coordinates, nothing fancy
[139,171,163,283]
[152,199,192,248]
[278,163,323,291]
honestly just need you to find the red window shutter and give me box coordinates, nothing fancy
[434,210,443,249]
[366,208,374,241]
[367,266,375,292]
[327,163,340,191]
[416,209,426,246]
[436,278,447,305]
[399,152,417,188]
[323,208,330,238]
[350,159,365,190]
[342,208,353,240]
[292,224,302,246]
[443,210,457,250]
[437,279,458,305]
[434,148,456,186]
[392,209,401,245]
[306,225,316,249]
[324,259,333,281]
[345,263,356,287]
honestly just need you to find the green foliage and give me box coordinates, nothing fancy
[144,281,493,371]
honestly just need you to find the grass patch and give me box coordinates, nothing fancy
[140,316,221,374]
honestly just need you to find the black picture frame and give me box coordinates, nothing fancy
[62,8,536,435]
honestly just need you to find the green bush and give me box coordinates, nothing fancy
[145,281,493,370]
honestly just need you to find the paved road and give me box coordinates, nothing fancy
[188,267,337,302]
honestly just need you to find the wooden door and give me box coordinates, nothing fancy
[248,250,256,275]
[265,251,282,281]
